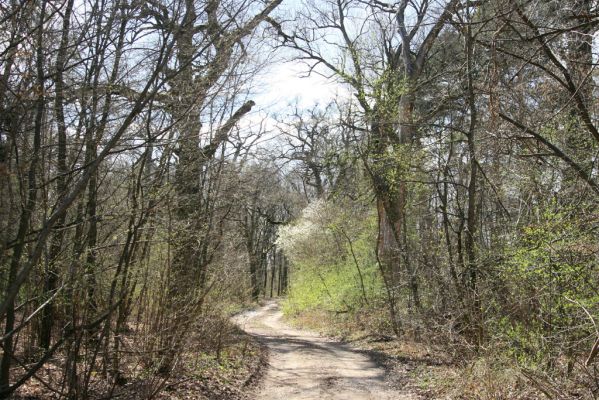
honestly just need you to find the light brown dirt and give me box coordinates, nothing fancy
[235,301,419,400]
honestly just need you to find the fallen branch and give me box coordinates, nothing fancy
[586,337,599,366]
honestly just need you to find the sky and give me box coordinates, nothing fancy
[253,60,348,111]
[237,0,354,133]
[229,0,363,150]
[236,58,351,145]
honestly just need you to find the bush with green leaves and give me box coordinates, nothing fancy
[278,198,384,319]
[495,203,599,369]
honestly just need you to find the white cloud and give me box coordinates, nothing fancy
[252,60,350,111]
[232,59,352,152]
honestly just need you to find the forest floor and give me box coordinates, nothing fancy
[234,300,420,400]
[13,322,267,399]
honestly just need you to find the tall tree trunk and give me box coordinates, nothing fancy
[277,250,283,297]
[438,133,461,298]
[463,8,481,344]
[39,0,75,350]
[0,1,46,394]
[249,254,260,301]
[280,254,288,295]
[270,250,276,298]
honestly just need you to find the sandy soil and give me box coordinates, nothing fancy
[234,301,419,400]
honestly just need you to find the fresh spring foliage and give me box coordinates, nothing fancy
[278,199,384,317]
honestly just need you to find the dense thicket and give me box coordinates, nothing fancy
[274,0,599,397]
[0,0,291,397]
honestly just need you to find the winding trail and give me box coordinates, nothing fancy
[235,301,418,400]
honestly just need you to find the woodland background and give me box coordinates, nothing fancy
[0,0,598,398]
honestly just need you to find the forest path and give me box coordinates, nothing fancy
[234,300,418,400]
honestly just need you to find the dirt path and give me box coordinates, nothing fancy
[235,301,418,400]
